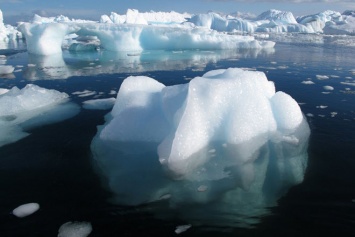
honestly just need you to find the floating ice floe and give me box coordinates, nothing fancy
[316,75,329,80]
[341,82,355,87]
[0,65,14,75]
[72,90,97,97]
[12,203,40,218]
[83,98,116,110]
[58,221,92,237]
[302,80,315,85]
[0,84,79,147]
[91,68,310,225]
[323,85,334,91]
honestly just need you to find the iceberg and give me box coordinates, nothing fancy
[91,67,310,222]
[187,9,355,36]
[0,9,22,41]
[18,22,80,55]
[0,84,79,147]
[18,20,275,55]
[188,10,313,33]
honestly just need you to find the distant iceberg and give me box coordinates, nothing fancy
[0,9,22,41]
[91,67,310,221]
[18,21,275,55]
[3,7,355,53]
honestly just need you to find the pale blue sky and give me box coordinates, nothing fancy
[1,0,355,24]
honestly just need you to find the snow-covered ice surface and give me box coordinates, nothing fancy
[0,84,79,147]
[91,68,310,223]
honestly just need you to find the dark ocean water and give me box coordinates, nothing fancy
[1,40,355,236]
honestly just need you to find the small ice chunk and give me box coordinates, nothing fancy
[317,105,328,109]
[301,81,314,85]
[197,185,208,192]
[58,221,92,237]
[27,64,36,67]
[331,112,338,117]
[341,82,355,87]
[72,90,97,97]
[109,90,117,95]
[306,113,314,117]
[175,224,192,234]
[316,75,329,80]
[0,65,14,75]
[12,203,40,218]
[82,98,116,110]
[323,86,334,91]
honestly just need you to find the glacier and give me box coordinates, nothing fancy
[0,84,79,147]
[91,68,310,220]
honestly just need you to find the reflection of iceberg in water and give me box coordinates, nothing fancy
[23,53,71,80]
[23,48,275,80]
[91,68,310,227]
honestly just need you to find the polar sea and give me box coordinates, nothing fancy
[1,38,355,236]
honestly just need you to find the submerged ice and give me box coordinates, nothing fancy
[91,68,310,221]
[0,84,79,147]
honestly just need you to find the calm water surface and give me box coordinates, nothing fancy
[1,40,355,236]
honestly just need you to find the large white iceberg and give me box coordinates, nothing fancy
[91,68,310,219]
[18,20,275,55]
[189,10,311,33]
[188,9,355,35]
[0,84,79,147]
